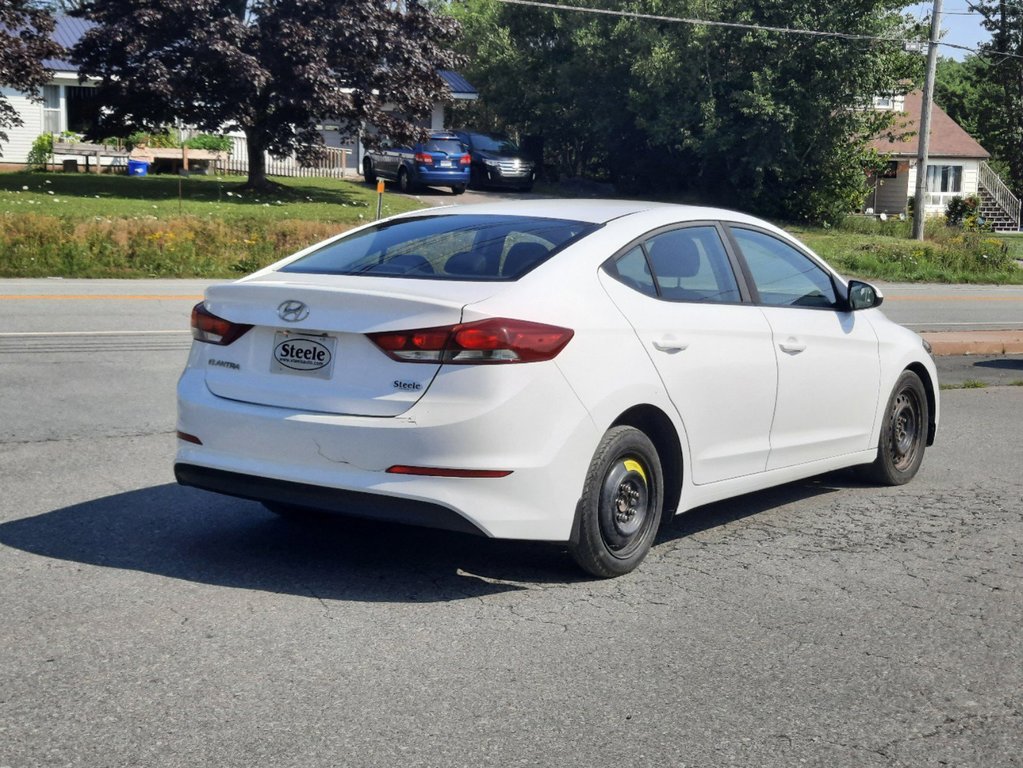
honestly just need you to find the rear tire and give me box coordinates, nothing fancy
[862,370,928,485]
[398,167,413,193]
[362,158,376,184]
[569,426,663,578]
[452,184,466,195]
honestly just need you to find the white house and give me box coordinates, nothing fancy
[865,91,1020,231]
[1,16,477,176]
[0,16,102,166]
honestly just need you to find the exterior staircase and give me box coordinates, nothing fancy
[978,162,1021,232]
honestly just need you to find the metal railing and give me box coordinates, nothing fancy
[979,161,1021,229]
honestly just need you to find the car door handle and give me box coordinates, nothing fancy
[779,337,807,354]
[652,338,688,353]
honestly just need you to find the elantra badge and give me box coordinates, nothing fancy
[278,300,309,323]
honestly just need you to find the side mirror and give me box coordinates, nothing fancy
[847,280,884,311]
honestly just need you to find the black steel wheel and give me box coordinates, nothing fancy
[863,370,928,485]
[570,426,663,578]
[362,158,376,184]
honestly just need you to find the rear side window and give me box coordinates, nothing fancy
[731,228,838,308]
[645,227,740,303]
[280,215,599,280]
[611,246,658,297]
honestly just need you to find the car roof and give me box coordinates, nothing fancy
[401,198,774,228]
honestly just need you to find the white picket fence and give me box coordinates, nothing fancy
[219,135,353,178]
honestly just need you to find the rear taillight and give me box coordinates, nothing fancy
[368,318,573,364]
[190,302,252,345]
[414,152,433,164]
[459,154,471,165]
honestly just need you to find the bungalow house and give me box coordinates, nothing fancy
[0,15,477,175]
[864,91,1020,231]
[0,16,102,167]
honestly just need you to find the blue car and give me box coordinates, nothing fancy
[363,133,471,195]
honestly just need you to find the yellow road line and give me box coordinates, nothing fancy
[0,294,202,301]
[887,295,1023,302]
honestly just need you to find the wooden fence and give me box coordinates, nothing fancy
[221,135,353,178]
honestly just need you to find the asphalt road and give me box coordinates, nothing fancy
[1,280,1022,767]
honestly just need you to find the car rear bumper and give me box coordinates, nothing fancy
[175,464,487,535]
[175,363,598,541]
[413,168,470,186]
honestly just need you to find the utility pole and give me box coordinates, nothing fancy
[912,0,943,241]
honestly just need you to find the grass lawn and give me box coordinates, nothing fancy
[1,170,1021,282]
[0,171,422,222]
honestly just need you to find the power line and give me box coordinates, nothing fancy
[492,0,1023,61]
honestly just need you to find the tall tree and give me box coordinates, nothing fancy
[72,0,462,190]
[0,0,62,156]
[451,0,919,223]
[972,0,1023,195]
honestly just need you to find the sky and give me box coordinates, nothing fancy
[906,2,990,59]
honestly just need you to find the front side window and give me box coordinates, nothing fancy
[280,214,598,280]
[731,228,838,309]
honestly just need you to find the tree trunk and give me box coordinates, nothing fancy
[243,128,270,191]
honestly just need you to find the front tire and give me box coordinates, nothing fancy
[570,426,664,578]
[863,370,928,485]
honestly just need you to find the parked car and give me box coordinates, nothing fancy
[176,200,939,578]
[453,130,536,191]
[362,132,470,194]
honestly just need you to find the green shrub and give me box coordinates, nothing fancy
[184,134,232,153]
[945,195,982,228]
[127,129,180,149]
[26,134,53,169]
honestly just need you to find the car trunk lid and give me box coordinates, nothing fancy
[199,275,493,416]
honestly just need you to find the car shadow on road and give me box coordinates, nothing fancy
[0,484,583,602]
[0,474,861,601]
[657,471,857,544]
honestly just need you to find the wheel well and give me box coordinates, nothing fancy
[611,405,683,516]
[906,361,938,446]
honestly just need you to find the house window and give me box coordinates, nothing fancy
[42,85,61,134]
[65,86,101,134]
[926,164,962,194]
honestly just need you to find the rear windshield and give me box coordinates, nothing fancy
[424,139,465,154]
[279,214,599,280]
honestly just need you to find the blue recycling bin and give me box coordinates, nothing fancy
[127,160,149,176]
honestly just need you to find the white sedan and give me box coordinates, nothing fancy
[176,199,938,577]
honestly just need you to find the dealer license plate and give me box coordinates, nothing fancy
[270,332,337,379]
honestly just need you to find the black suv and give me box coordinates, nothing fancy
[452,130,536,192]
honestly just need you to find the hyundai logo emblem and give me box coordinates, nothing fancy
[278,300,309,323]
